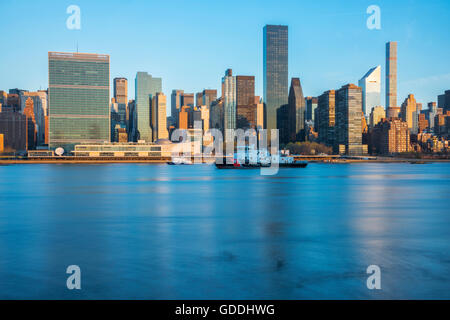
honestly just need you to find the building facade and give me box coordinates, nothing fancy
[222,69,236,131]
[318,90,336,147]
[369,106,386,128]
[386,41,398,113]
[135,72,162,142]
[288,78,305,142]
[359,66,381,117]
[263,25,288,134]
[335,84,366,155]
[151,92,168,141]
[48,52,110,152]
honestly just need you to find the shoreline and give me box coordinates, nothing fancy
[1,158,450,165]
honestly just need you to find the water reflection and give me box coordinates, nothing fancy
[0,163,449,299]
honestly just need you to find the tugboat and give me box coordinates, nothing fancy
[215,147,307,169]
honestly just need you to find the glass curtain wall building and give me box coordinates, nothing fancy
[263,25,288,134]
[135,72,162,142]
[48,52,110,152]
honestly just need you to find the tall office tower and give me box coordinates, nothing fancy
[151,92,168,141]
[263,25,288,133]
[254,96,264,129]
[369,106,386,128]
[171,89,184,127]
[358,66,381,117]
[209,98,224,132]
[386,41,398,113]
[236,75,255,129]
[113,78,128,104]
[424,102,437,129]
[178,106,190,130]
[182,93,194,107]
[127,99,136,141]
[48,52,110,152]
[0,112,27,151]
[437,90,450,112]
[400,94,416,131]
[222,69,236,131]
[336,84,366,155]
[202,89,217,107]
[19,91,47,145]
[305,97,318,122]
[318,90,336,147]
[288,78,305,142]
[23,97,37,150]
[195,92,203,107]
[276,104,290,144]
[135,72,162,142]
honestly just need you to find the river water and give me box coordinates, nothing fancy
[0,162,449,299]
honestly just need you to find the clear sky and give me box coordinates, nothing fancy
[1,0,449,115]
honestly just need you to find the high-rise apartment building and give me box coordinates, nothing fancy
[318,90,336,147]
[401,94,416,131]
[263,25,288,133]
[386,41,398,112]
[335,84,366,155]
[48,52,110,151]
[222,69,236,131]
[151,92,168,141]
[135,72,162,142]
[288,78,305,142]
[359,66,381,117]
[371,118,410,154]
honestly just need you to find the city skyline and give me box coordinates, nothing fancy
[1,0,449,114]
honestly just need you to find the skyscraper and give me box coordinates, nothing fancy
[113,78,128,105]
[151,92,168,141]
[401,93,416,131]
[222,69,236,131]
[335,84,366,155]
[236,75,255,129]
[202,89,217,108]
[171,89,184,127]
[305,97,318,122]
[288,78,305,142]
[369,106,386,128]
[318,90,336,147]
[386,41,397,112]
[263,25,288,133]
[359,66,381,117]
[135,72,162,142]
[48,52,110,151]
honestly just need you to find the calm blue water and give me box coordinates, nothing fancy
[0,163,449,299]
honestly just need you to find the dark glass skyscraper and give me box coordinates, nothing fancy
[288,78,305,141]
[263,25,288,133]
[135,72,162,142]
[48,52,110,152]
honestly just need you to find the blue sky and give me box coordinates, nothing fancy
[1,0,449,115]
